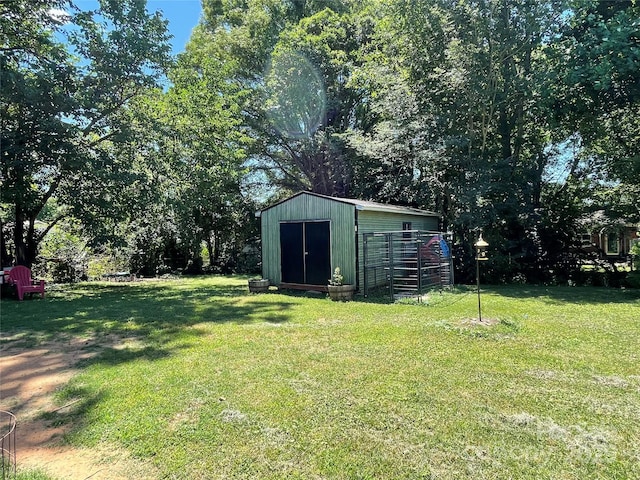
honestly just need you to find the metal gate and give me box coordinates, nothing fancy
[362,231,453,299]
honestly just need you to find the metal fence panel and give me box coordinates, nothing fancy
[363,231,453,299]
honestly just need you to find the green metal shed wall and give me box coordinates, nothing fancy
[357,210,439,234]
[261,194,357,286]
[356,210,440,289]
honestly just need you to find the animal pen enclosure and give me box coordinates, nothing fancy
[362,231,453,299]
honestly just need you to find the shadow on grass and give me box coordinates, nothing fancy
[39,384,104,429]
[79,344,175,367]
[484,284,640,305]
[0,278,297,354]
[351,283,640,306]
[1,278,299,444]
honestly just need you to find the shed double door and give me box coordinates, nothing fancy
[280,221,331,286]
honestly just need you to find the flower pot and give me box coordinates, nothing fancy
[327,284,355,301]
[248,279,270,293]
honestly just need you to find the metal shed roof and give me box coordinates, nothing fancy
[256,191,441,218]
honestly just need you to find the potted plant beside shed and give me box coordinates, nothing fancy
[327,267,355,301]
[248,277,270,293]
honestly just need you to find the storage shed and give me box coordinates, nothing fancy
[257,191,441,292]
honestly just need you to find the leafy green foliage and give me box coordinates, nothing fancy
[353,0,569,281]
[200,1,372,196]
[3,0,637,283]
[120,28,258,275]
[631,240,640,273]
[328,266,343,285]
[626,271,640,289]
[34,219,88,283]
[0,0,171,267]
[553,0,640,220]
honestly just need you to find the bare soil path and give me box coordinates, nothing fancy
[0,335,157,479]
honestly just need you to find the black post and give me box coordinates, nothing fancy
[363,234,368,297]
[388,233,394,299]
[417,237,422,294]
[476,255,482,322]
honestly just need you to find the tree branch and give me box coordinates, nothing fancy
[81,89,140,137]
[35,213,68,244]
[0,46,58,64]
[37,172,64,212]
[87,131,119,148]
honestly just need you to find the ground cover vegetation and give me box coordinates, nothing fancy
[2,277,640,479]
[1,0,639,283]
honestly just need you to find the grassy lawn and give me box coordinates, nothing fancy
[2,277,640,479]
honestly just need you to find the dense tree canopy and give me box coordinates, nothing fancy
[552,0,640,224]
[376,0,571,280]
[1,0,171,267]
[2,0,638,282]
[138,26,255,273]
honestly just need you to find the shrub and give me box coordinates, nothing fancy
[87,250,129,280]
[631,241,640,270]
[34,223,88,283]
[624,272,640,289]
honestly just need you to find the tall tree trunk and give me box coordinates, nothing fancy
[26,215,38,267]
[211,232,220,265]
[498,0,514,163]
[206,235,215,267]
[14,204,28,267]
[0,218,10,267]
[13,205,39,268]
[498,108,513,162]
[531,146,546,209]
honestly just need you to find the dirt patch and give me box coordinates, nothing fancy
[0,335,158,479]
[460,317,501,327]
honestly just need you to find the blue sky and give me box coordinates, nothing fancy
[74,0,203,55]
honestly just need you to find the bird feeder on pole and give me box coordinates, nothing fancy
[474,233,489,322]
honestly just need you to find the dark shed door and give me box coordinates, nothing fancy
[304,221,331,285]
[280,221,330,285]
[280,222,305,284]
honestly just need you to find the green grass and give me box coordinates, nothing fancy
[16,470,56,480]
[2,277,640,479]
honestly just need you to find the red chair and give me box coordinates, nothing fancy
[7,266,45,301]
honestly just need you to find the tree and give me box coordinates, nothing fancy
[350,0,573,281]
[161,26,255,272]
[256,8,376,196]
[200,0,375,198]
[117,26,257,275]
[553,0,640,223]
[0,0,171,267]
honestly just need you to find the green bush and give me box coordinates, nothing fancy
[87,250,130,280]
[569,268,630,288]
[34,223,87,283]
[624,272,640,289]
[631,240,640,270]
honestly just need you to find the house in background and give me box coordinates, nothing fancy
[256,191,445,293]
[579,211,639,263]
